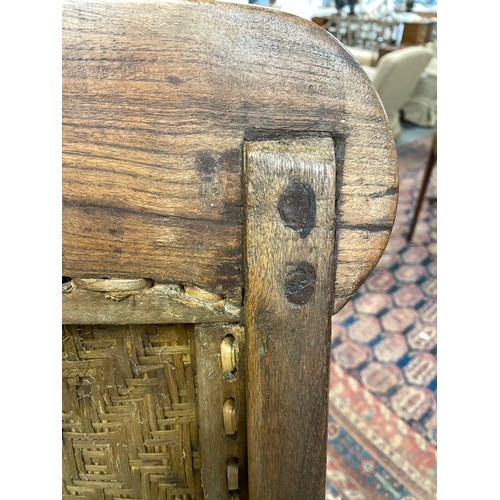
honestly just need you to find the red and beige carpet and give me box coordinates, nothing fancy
[326,133,437,499]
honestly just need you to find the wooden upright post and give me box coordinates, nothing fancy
[244,137,336,499]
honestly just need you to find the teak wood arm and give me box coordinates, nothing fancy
[62,1,398,498]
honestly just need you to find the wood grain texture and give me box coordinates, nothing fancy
[244,137,336,499]
[62,278,241,324]
[62,0,398,307]
[194,325,247,499]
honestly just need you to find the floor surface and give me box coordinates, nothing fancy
[326,131,437,499]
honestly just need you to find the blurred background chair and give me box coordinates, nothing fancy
[401,54,437,128]
[363,45,433,139]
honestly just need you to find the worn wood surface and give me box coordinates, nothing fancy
[62,278,241,324]
[62,2,399,497]
[194,324,247,499]
[244,137,336,499]
[62,0,398,308]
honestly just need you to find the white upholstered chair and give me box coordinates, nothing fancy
[363,45,433,138]
[401,55,437,128]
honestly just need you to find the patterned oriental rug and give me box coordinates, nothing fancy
[326,133,437,499]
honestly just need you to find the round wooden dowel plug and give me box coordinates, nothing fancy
[227,457,239,492]
[221,335,237,376]
[223,398,238,435]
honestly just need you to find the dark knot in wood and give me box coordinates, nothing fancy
[284,261,317,305]
[277,179,316,238]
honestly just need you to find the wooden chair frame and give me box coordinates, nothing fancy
[62,1,398,498]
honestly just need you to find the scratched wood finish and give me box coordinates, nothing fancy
[244,137,336,499]
[62,0,397,308]
[194,325,247,499]
[62,278,241,324]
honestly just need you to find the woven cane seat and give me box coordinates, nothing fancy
[62,324,202,498]
[62,1,398,498]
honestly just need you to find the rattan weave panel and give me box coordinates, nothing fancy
[62,324,202,499]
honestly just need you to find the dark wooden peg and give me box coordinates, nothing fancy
[277,179,316,238]
[284,261,317,305]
